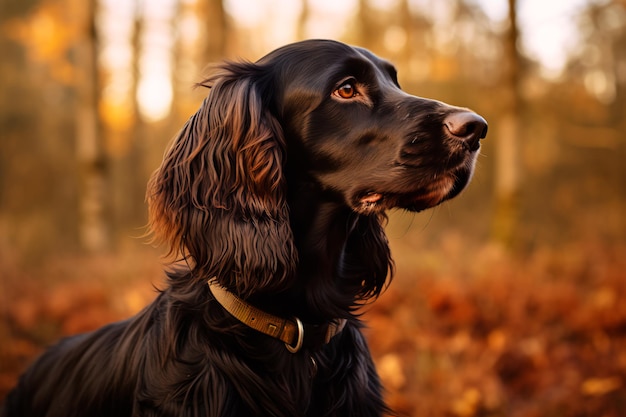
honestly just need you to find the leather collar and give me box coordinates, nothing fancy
[208,279,346,353]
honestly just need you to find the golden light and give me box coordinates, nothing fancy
[137,72,173,122]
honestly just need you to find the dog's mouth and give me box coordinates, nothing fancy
[358,192,385,209]
[353,163,478,214]
[354,176,457,214]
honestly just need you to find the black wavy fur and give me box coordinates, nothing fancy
[2,39,485,417]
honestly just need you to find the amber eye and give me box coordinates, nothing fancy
[335,81,358,99]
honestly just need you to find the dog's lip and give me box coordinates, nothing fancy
[354,177,455,212]
[359,192,384,204]
[355,192,384,212]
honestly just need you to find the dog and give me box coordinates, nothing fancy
[2,39,487,417]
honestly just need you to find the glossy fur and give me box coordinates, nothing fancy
[2,39,486,417]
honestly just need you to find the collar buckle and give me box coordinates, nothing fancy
[285,317,304,353]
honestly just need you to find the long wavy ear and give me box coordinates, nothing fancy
[147,62,297,298]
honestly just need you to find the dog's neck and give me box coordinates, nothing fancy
[274,182,391,323]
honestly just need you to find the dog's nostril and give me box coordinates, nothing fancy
[444,111,488,150]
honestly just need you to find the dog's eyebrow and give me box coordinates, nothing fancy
[351,47,399,86]
[339,56,376,78]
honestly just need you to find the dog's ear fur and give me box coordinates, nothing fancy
[147,62,297,297]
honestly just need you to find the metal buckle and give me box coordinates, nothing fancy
[285,317,304,353]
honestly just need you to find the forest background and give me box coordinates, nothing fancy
[1,0,625,415]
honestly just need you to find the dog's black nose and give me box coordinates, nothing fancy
[443,111,488,151]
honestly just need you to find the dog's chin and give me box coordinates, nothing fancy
[353,167,475,214]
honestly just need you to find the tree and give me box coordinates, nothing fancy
[356,0,376,48]
[73,0,111,252]
[131,0,151,222]
[200,0,227,64]
[580,0,626,128]
[297,0,310,40]
[492,0,522,247]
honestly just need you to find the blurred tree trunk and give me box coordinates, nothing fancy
[169,0,222,133]
[492,0,521,247]
[169,0,227,131]
[297,0,310,40]
[399,0,412,69]
[74,0,111,252]
[128,0,147,228]
[357,0,375,48]
[169,0,185,125]
[603,1,626,129]
[200,0,227,63]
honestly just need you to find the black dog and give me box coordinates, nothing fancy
[3,39,487,417]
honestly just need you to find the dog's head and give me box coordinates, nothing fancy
[262,39,487,214]
[147,39,486,297]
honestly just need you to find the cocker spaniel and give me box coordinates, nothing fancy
[3,39,487,417]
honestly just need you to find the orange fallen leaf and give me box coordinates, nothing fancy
[581,377,622,396]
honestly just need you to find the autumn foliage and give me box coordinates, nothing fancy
[369,238,626,416]
[2,237,625,416]
[1,0,626,415]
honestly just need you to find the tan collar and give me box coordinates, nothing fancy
[208,279,346,353]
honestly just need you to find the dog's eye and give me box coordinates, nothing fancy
[334,81,358,99]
